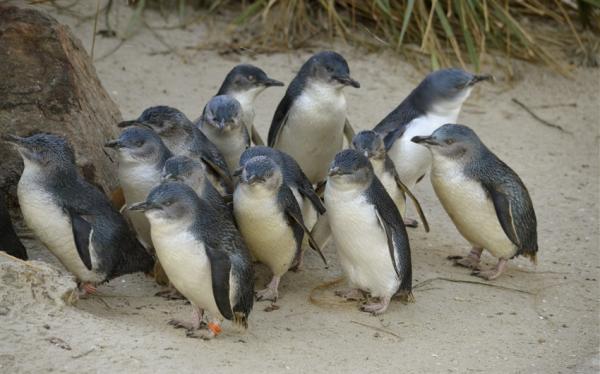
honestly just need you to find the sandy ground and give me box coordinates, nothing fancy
[1,2,599,373]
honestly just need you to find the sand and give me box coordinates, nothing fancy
[1,2,598,373]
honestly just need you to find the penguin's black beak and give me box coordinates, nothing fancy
[232,168,243,177]
[411,135,439,146]
[128,201,158,212]
[118,120,139,128]
[161,173,175,182]
[328,166,346,177]
[262,77,284,87]
[334,75,360,88]
[243,175,263,185]
[2,134,25,146]
[104,140,123,149]
[469,74,494,86]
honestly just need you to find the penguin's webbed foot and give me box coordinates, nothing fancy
[403,218,419,228]
[185,329,215,340]
[335,288,364,301]
[471,258,508,281]
[255,287,278,302]
[360,297,391,316]
[78,283,97,298]
[168,319,205,331]
[448,247,482,269]
[289,251,305,272]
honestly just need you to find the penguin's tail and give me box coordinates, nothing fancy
[233,311,248,330]
[523,251,537,265]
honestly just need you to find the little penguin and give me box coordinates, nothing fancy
[129,181,254,339]
[233,156,326,302]
[161,155,231,216]
[105,126,172,249]
[268,51,360,184]
[216,64,284,145]
[197,95,250,173]
[236,146,325,265]
[351,130,429,231]
[4,133,154,294]
[412,124,538,280]
[373,68,493,189]
[325,149,413,315]
[0,190,28,260]
[119,106,232,195]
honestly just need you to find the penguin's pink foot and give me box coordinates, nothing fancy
[360,297,391,315]
[169,306,205,330]
[403,218,419,228]
[448,247,483,269]
[78,283,97,297]
[168,319,198,330]
[186,320,221,340]
[256,276,280,302]
[472,258,508,280]
[335,288,364,301]
[289,250,305,272]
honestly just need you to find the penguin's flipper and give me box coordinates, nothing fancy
[250,125,265,146]
[66,208,93,270]
[267,92,293,147]
[343,119,356,144]
[0,192,28,260]
[386,157,429,232]
[278,185,327,265]
[297,179,326,215]
[204,246,234,320]
[383,127,407,150]
[368,179,412,292]
[201,156,234,192]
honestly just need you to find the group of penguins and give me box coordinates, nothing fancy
[3,51,538,340]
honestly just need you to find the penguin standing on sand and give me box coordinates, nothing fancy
[119,106,232,195]
[325,149,412,315]
[351,130,429,231]
[373,68,493,191]
[129,182,254,339]
[105,126,172,249]
[0,190,28,260]
[215,64,284,145]
[237,146,325,262]
[4,133,154,294]
[233,156,326,302]
[268,51,360,185]
[412,124,538,280]
[197,95,250,173]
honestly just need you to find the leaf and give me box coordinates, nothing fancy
[397,0,415,48]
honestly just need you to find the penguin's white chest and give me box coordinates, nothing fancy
[388,111,458,187]
[231,92,257,130]
[119,162,160,247]
[17,176,103,283]
[324,184,400,297]
[431,159,517,259]
[276,84,347,183]
[151,224,222,318]
[233,187,296,276]
[370,159,406,215]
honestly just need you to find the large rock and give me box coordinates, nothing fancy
[0,5,121,196]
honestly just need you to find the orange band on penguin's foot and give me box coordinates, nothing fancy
[208,322,222,336]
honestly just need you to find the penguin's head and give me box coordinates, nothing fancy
[351,130,386,160]
[129,181,198,223]
[328,149,373,189]
[201,95,243,133]
[118,106,192,137]
[162,155,207,188]
[411,123,481,159]
[417,68,493,113]
[306,51,360,89]
[105,126,166,164]
[4,133,76,171]
[220,64,284,96]
[239,156,282,194]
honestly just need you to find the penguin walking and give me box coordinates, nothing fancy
[119,106,232,195]
[215,64,284,145]
[233,156,326,302]
[197,95,250,173]
[0,190,28,260]
[412,124,538,280]
[130,182,254,339]
[351,130,429,231]
[237,146,325,268]
[4,133,154,294]
[268,51,360,185]
[373,68,493,191]
[105,126,172,250]
[325,149,412,315]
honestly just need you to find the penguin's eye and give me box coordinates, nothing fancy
[326,66,334,73]
[163,200,172,207]
[248,75,255,81]
[135,140,144,147]
[445,139,455,145]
